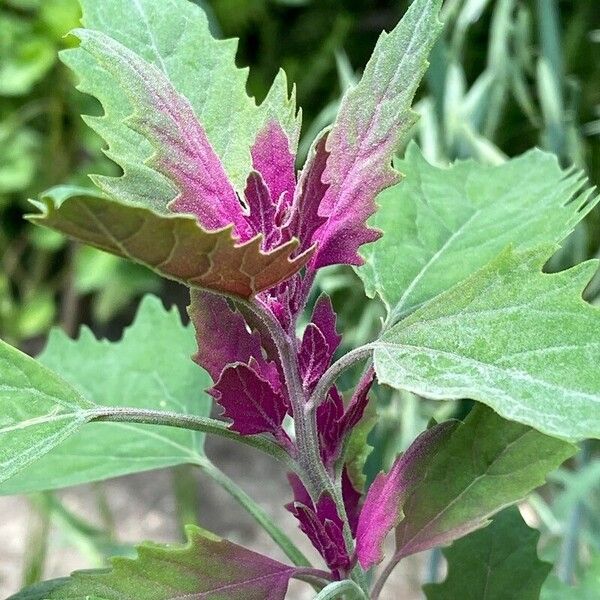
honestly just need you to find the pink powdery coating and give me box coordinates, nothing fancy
[251,120,297,211]
[210,363,288,438]
[355,421,457,570]
[286,474,352,577]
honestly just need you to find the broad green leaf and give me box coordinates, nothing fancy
[374,245,600,440]
[65,0,298,199]
[423,507,551,600]
[0,337,93,486]
[29,186,312,299]
[0,295,211,495]
[359,145,597,321]
[393,405,575,559]
[542,553,600,599]
[11,526,299,600]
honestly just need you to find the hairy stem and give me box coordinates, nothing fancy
[306,344,375,412]
[87,407,294,468]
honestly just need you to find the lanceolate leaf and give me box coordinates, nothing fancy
[358,145,597,321]
[423,507,551,600]
[312,0,443,268]
[0,339,93,486]
[0,296,211,495]
[393,405,575,560]
[10,526,299,600]
[30,186,312,299]
[374,246,600,441]
[356,421,457,569]
[66,0,299,198]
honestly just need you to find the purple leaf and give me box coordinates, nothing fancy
[342,466,362,536]
[210,363,288,438]
[243,172,285,251]
[75,29,251,240]
[189,290,278,385]
[316,387,344,466]
[340,369,375,434]
[283,135,329,255]
[311,295,342,357]
[356,421,457,569]
[286,474,352,577]
[308,0,443,267]
[251,120,297,211]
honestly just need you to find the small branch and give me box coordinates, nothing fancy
[306,344,375,412]
[87,407,294,468]
[312,579,369,600]
[371,554,402,600]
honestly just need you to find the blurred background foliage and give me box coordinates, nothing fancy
[0,0,599,591]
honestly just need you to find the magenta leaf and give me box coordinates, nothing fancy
[356,421,457,570]
[251,120,297,212]
[75,29,251,239]
[309,0,443,267]
[210,363,288,439]
[342,467,362,536]
[244,172,282,250]
[286,474,352,577]
[310,295,342,357]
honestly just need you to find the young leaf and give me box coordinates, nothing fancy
[355,421,457,569]
[0,339,93,486]
[359,145,597,321]
[312,0,443,268]
[30,186,312,299]
[423,507,551,600]
[10,526,299,600]
[393,405,575,560]
[0,295,212,495]
[65,0,299,198]
[374,245,600,441]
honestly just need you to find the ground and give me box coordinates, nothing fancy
[0,437,424,599]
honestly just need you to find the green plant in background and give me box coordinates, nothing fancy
[0,0,159,343]
[0,0,600,600]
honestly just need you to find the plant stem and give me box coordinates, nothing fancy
[198,458,313,568]
[306,344,375,412]
[371,554,402,600]
[87,407,294,468]
[313,579,369,600]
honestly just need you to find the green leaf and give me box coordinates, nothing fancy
[11,526,299,600]
[374,245,600,441]
[359,145,597,321]
[0,337,93,486]
[29,186,312,299]
[542,553,600,599]
[393,405,575,559]
[0,295,211,495]
[423,507,551,600]
[64,0,298,198]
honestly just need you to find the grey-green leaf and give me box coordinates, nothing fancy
[359,144,597,322]
[423,507,551,600]
[0,295,212,495]
[0,338,93,486]
[64,0,298,201]
[374,245,600,441]
[394,405,575,559]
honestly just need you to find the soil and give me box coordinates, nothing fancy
[0,437,424,599]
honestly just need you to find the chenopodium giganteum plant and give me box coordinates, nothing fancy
[1,0,600,598]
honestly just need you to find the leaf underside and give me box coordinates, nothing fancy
[30,187,313,299]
